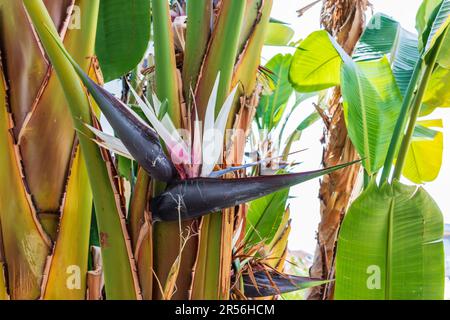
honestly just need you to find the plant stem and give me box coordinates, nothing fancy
[151,0,181,127]
[194,0,246,119]
[183,0,212,100]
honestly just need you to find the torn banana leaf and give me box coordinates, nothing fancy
[152,161,359,221]
[241,271,327,297]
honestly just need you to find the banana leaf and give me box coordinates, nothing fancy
[341,57,403,174]
[289,30,347,92]
[245,186,289,248]
[403,119,443,184]
[423,0,450,57]
[416,0,444,50]
[257,54,294,131]
[335,181,444,300]
[96,0,151,81]
[423,65,450,109]
[353,13,420,96]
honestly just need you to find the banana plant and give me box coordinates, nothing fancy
[289,0,449,299]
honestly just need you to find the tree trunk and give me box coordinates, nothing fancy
[308,0,369,300]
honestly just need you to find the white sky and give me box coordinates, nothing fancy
[265,0,450,253]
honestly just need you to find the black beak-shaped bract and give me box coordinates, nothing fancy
[151,161,360,221]
[45,26,175,181]
[78,74,176,182]
[241,271,326,297]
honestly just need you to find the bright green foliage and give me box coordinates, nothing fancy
[423,0,450,56]
[341,57,402,174]
[354,13,420,96]
[245,188,289,248]
[335,181,444,300]
[289,30,344,92]
[437,29,450,67]
[264,22,295,46]
[423,66,450,108]
[416,0,444,50]
[257,54,294,130]
[403,119,443,183]
[96,0,151,81]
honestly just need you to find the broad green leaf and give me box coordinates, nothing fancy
[423,65,450,108]
[403,119,443,183]
[289,30,345,92]
[437,28,450,67]
[354,14,420,96]
[335,181,445,300]
[245,188,289,248]
[416,0,444,50]
[96,0,151,82]
[424,0,450,57]
[257,54,294,130]
[264,22,294,46]
[341,57,403,174]
[117,155,134,181]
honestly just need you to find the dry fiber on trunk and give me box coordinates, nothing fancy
[308,0,369,300]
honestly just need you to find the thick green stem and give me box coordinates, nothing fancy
[189,1,247,300]
[183,0,212,100]
[194,0,246,119]
[151,0,181,127]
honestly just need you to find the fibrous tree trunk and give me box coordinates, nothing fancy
[308,0,369,300]
[0,0,98,299]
